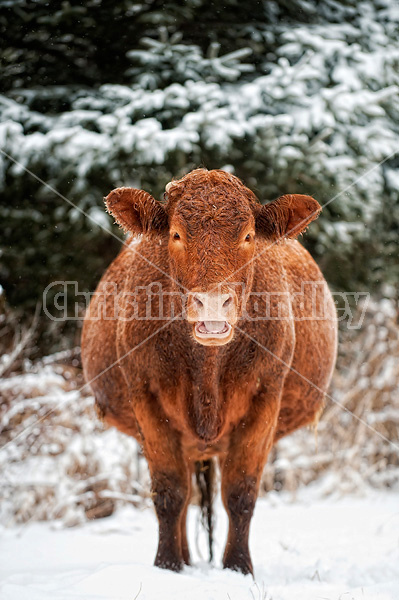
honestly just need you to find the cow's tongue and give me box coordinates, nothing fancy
[203,321,225,333]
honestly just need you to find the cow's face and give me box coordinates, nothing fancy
[105,169,321,346]
[165,171,257,346]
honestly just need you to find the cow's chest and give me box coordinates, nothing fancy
[152,328,259,441]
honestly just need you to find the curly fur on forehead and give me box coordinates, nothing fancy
[165,169,260,228]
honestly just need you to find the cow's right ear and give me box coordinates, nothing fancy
[105,187,168,236]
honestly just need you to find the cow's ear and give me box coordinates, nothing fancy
[105,187,168,236]
[255,194,321,240]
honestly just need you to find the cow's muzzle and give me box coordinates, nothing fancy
[187,289,238,346]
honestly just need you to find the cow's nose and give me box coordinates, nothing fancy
[189,291,237,322]
[192,294,204,310]
[222,294,234,310]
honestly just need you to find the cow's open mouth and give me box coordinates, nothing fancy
[194,320,232,338]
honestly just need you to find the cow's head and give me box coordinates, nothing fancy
[105,169,321,346]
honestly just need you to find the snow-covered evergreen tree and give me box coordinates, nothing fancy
[1,0,398,310]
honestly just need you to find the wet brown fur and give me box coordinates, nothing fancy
[81,169,337,575]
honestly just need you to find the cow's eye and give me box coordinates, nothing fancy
[173,232,180,240]
[245,233,251,242]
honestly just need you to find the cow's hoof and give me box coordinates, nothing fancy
[223,555,254,576]
[154,556,184,572]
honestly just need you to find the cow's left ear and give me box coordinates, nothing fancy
[255,194,321,240]
[105,187,168,236]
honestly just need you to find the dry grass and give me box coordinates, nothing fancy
[0,350,150,526]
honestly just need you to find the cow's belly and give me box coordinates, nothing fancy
[276,302,337,440]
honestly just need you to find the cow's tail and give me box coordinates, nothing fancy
[195,458,215,562]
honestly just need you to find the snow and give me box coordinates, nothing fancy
[0,488,398,600]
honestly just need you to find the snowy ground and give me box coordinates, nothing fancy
[1,485,398,600]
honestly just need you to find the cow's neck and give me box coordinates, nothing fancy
[188,346,224,443]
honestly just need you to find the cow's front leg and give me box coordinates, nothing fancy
[222,474,259,575]
[134,396,190,572]
[152,468,190,571]
[221,392,281,575]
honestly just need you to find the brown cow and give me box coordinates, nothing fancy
[81,168,337,575]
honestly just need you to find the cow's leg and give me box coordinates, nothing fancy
[134,396,190,572]
[221,392,281,575]
[151,468,190,571]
